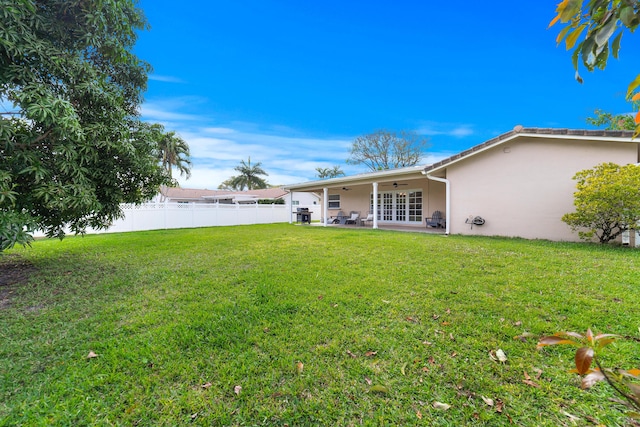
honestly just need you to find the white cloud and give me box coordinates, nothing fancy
[148,74,186,83]
[143,97,356,188]
[417,121,475,138]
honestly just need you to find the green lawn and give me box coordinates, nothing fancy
[1,224,639,426]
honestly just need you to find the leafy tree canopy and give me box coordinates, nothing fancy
[315,166,345,179]
[562,162,640,243]
[586,108,637,130]
[0,0,171,251]
[347,129,428,171]
[550,0,640,135]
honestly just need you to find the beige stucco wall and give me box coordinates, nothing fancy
[446,137,638,241]
[321,178,445,225]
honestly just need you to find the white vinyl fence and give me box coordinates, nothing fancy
[33,202,292,237]
[106,202,290,233]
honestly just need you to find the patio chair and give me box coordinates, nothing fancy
[345,211,360,225]
[425,210,445,228]
[361,213,374,227]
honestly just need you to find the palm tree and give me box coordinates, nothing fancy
[316,165,345,179]
[230,157,268,190]
[158,131,192,182]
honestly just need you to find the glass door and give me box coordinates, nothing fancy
[371,190,422,224]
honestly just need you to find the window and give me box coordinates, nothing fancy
[328,194,340,209]
[292,200,300,206]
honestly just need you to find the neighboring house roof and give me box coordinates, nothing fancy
[162,187,289,202]
[424,126,636,174]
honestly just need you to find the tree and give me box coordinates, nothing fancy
[0,0,170,251]
[562,162,640,243]
[218,177,243,191]
[157,129,191,182]
[586,109,636,130]
[315,166,345,179]
[549,0,640,135]
[227,157,268,190]
[346,130,428,171]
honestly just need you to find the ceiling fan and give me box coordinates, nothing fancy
[382,182,408,188]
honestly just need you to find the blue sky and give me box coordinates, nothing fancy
[135,1,640,189]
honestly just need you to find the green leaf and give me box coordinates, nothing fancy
[627,74,640,97]
[370,385,389,394]
[595,16,618,47]
[611,32,622,59]
[560,0,583,22]
[619,5,636,28]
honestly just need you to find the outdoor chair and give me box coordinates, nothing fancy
[345,211,360,225]
[425,210,445,228]
[361,213,374,227]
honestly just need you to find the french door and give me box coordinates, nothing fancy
[371,190,422,224]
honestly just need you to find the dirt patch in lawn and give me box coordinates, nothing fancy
[0,254,38,309]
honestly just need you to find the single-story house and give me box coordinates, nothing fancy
[284,126,638,242]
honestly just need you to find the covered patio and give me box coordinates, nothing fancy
[284,166,448,233]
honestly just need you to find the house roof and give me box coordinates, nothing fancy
[163,187,289,201]
[283,127,637,191]
[283,165,427,191]
[424,126,637,174]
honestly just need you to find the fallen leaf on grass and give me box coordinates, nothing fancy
[581,369,605,389]
[432,314,440,320]
[422,341,432,346]
[514,320,522,327]
[523,371,539,387]
[346,350,357,358]
[416,410,422,419]
[87,351,98,359]
[234,385,242,396]
[364,377,372,385]
[317,295,323,300]
[365,351,377,357]
[562,410,581,423]
[481,396,494,406]
[295,361,304,374]
[450,351,457,358]
[370,385,389,394]
[433,401,451,410]
[406,316,418,323]
[381,300,390,304]
[401,362,407,375]
[428,356,436,365]
[489,349,507,362]
[495,399,504,413]
[514,331,536,342]
[201,382,212,389]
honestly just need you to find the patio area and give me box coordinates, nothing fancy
[304,221,447,234]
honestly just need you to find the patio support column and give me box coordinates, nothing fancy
[372,182,379,229]
[425,174,450,235]
[323,187,329,227]
[289,191,294,224]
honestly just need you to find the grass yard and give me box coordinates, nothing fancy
[1,224,640,426]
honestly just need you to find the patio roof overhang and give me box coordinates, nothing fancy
[283,165,428,192]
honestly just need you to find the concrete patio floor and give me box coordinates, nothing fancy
[301,222,447,234]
